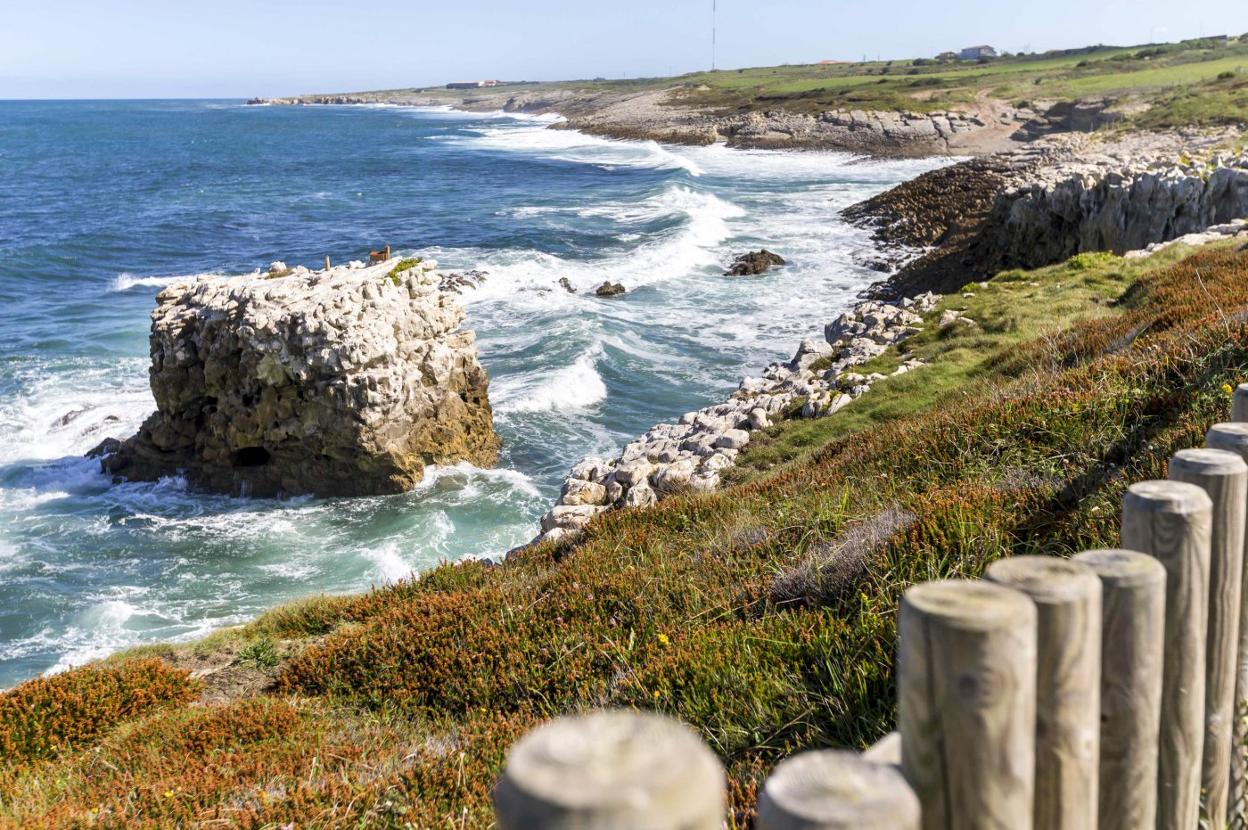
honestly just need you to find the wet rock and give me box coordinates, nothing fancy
[595,281,626,297]
[725,250,787,276]
[558,277,576,293]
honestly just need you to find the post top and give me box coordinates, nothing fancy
[1124,479,1213,514]
[1207,422,1248,452]
[496,709,724,822]
[1170,447,1248,477]
[984,555,1101,604]
[758,750,919,827]
[1072,549,1166,588]
[903,579,1036,630]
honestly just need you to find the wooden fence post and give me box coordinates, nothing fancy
[492,710,725,829]
[1122,480,1213,830]
[1169,448,1248,822]
[898,580,1037,830]
[1072,549,1166,830]
[757,750,920,830]
[1233,384,1248,423]
[984,556,1101,830]
[1207,422,1248,822]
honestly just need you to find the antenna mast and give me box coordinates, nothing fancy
[712,0,717,71]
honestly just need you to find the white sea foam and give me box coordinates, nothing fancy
[495,344,607,414]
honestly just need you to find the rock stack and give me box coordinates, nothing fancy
[536,292,940,543]
[95,258,500,497]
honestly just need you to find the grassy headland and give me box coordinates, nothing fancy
[4,238,1248,827]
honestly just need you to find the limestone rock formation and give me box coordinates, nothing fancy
[96,259,500,497]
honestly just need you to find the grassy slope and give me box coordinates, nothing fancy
[316,36,1248,127]
[4,241,1248,827]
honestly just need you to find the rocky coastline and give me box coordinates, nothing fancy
[848,129,1248,295]
[249,87,1035,158]
[529,126,1248,549]
[94,258,499,498]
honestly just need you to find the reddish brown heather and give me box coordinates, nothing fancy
[0,659,199,763]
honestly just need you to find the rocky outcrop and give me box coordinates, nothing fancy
[725,250,786,276]
[534,293,940,544]
[95,259,499,498]
[594,282,626,297]
[850,130,1248,296]
[973,147,1248,272]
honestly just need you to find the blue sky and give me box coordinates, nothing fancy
[1,0,1245,98]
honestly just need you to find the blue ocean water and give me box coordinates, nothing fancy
[0,100,943,686]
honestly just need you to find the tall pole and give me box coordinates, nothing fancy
[712,0,717,71]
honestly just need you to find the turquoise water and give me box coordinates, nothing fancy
[0,100,943,686]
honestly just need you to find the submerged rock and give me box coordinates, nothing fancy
[595,281,626,297]
[725,250,786,276]
[96,259,500,497]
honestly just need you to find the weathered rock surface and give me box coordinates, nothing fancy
[725,250,786,276]
[850,130,1248,295]
[96,259,500,497]
[595,281,626,297]
[532,291,940,545]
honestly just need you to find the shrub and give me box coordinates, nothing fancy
[0,659,198,762]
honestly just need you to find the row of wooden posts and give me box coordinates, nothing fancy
[488,386,1248,829]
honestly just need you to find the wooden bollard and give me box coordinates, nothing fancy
[1207,422,1248,819]
[1122,480,1213,830]
[1169,448,1248,821]
[984,555,1101,830]
[1072,549,1166,830]
[898,580,1037,830]
[757,750,920,830]
[493,710,725,829]
[1233,383,1248,423]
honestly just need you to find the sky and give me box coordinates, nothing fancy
[1,0,1246,99]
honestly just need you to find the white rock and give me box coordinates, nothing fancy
[714,429,751,450]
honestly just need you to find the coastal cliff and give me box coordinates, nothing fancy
[850,131,1248,295]
[95,258,499,497]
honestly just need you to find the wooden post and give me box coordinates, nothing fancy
[757,750,920,830]
[1122,480,1213,830]
[493,710,725,829]
[1072,549,1166,830]
[898,580,1037,830]
[1233,383,1248,423]
[385,244,390,261]
[984,555,1101,830]
[325,255,330,271]
[1169,448,1248,822]
[1207,422,1248,820]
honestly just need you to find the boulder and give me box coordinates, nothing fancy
[595,281,626,297]
[725,250,787,276]
[97,259,499,497]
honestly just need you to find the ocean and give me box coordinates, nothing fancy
[0,99,944,687]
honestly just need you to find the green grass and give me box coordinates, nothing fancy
[727,247,1202,480]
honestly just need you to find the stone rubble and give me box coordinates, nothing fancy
[535,291,940,544]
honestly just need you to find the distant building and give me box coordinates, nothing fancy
[959,45,998,60]
[446,80,501,90]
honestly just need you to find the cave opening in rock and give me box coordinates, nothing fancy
[232,446,272,468]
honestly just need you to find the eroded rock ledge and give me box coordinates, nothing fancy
[850,130,1248,295]
[96,259,499,497]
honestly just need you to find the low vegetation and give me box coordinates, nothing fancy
[3,241,1247,827]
